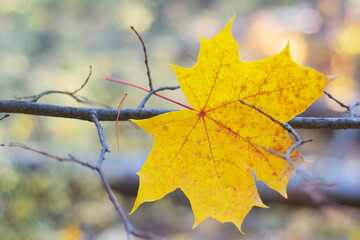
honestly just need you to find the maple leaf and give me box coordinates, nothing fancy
[130,16,327,232]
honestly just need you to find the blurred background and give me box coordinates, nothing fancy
[0,0,360,239]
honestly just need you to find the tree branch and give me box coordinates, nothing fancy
[138,85,180,108]
[0,100,171,121]
[14,66,110,108]
[1,113,165,240]
[130,26,153,91]
[0,113,10,120]
[239,99,336,202]
[324,90,360,117]
[1,100,360,129]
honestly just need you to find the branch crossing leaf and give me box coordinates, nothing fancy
[130,16,328,232]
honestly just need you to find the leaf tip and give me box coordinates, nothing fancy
[232,219,246,234]
[192,221,200,230]
[129,207,136,215]
[224,13,236,31]
[279,189,288,199]
[256,200,269,209]
[229,13,236,24]
[237,226,245,235]
[281,42,291,56]
[129,200,140,215]
[170,64,184,73]
[254,193,268,208]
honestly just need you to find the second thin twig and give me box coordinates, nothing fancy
[131,26,153,91]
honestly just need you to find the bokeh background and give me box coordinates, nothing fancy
[1,0,360,239]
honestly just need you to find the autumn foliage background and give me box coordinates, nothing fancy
[0,0,360,240]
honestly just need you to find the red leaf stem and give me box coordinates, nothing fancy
[105,75,194,110]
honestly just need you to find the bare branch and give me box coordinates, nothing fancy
[155,85,181,91]
[1,110,166,239]
[17,66,92,103]
[324,90,360,118]
[96,170,132,240]
[90,112,111,167]
[1,142,165,240]
[130,26,182,109]
[323,91,350,111]
[131,26,153,91]
[14,66,110,108]
[17,90,93,104]
[239,99,336,203]
[239,99,304,163]
[97,169,165,240]
[138,85,180,108]
[288,116,360,129]
[4,142,97,170]
[239,99,293,138]
[0,113,10,120]
[349,101,360,118]
[89,112,151,240]
[72,65,93,94]
[1,100,360,129]
[0,100,172,121]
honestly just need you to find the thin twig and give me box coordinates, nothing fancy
[1,111,164,239]
[138,85,180,108]
[239,99,298,140]
[4,142,97,170]
[131,228,166,240]
[72,65,93,94]
[91,113,165,240]
[323,91,350,111]
[0,113,10,120]
[130,26,153,91]
[323,91,359,118]
[16,90,84,103]
[96,170,132,240]
[262,144,310,181]
[263,144,335,189]
[1,123,165,240]
[239,99,335,197]
[89,112,133,240]
[154,85,181,91]
[129,26,182,109]
[17,66,92,103]
[15,66,110,108]
[97,169,165,240]
[241,98,307,174]
[90,112,110,167]
[349,101,360,118]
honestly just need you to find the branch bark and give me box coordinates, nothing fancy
[1,100,360,129]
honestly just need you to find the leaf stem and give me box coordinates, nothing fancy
[105,75,194,110]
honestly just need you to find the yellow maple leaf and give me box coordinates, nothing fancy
[130,16,327,232]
